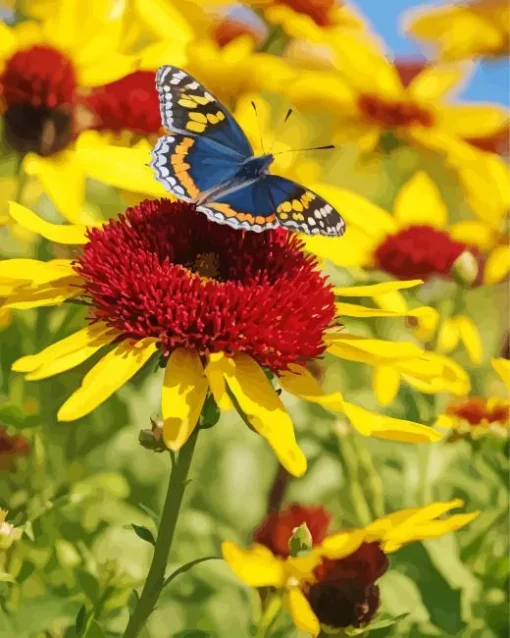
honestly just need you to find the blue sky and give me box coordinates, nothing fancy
[356,0,509,105]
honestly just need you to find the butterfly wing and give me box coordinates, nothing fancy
[151,133,246,201]
[198,175,346,236]
[155,66,253,158]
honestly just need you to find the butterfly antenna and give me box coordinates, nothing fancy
[251,101,265,154]
[272,144,335,156]
[268,107,293,154]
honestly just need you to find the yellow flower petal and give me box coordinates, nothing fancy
[394,172,448,229]
[204,353,234,411]
[492,357,510,390]
[223,354,307,477]
[373,290,409,313]
[23,151,86,223]
[221,541,286,588]
[8,201,90,244]
[57,337,157,421]
[484,244,510,285]
[77,53,136,87]
[76,133,167,197]
[342,400,443,442]
[283,588,320,637]
[403,352,471,396]
[0,259,75,284]
[319,529,366,560]
[13,323,119,379]
[437,104,509,139]
[373,365,401,405]
[162,348,208,451]
[325,333,423,366]
[407,63,471,101]
[133,0,194,43]
[457,315,483,364]
[279,364,345,413]
[449,220,497,252]
[4,277,82,309]
[333,280,423,298]
[413,307,440,342]
[335,302,434,319]
[437,317,460,353]
[303,229,375,268]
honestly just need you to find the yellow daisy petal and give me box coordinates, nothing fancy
[403,352,471,396]
[325,333,423,366]
[57,337,157,421]
[221,541,286,588]
[204,353,234,411]
[484,244,510,285]
[373,290,409,313]
[333,280,423,297]
[318,529,366,560]
[303,230,375,268]
[23,151,85,224]
[448,220,497,252]
[283,588,320,637]
[0,259,75,284]
[8,202,90,244]
[133,0,194,43]
[373,365,401,406]
[437,317,461,353]
[13,323,119,378]
[76,133,167,197]
[4,277,82,309]
[279,364,345,413]
[394,172,448,229]
[335,302,434,319]
[407,63,471,101]
[492,358,510,390]
[342,400,443,443]
[162,348,208,451]
[77,54,136,87]
[457,315,483,364]
[437,104,509,139]
[224,354,307,477]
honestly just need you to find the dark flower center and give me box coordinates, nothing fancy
[213,19,260,48]
[448,397,510,426]
[309,542,389,629]
[358,94,434,128]
[75,199,336,372]
[374,224,467,280]
[85,70,162,136]
[0,45,76,155]
[279,0,337,26]
[254,503,332,557]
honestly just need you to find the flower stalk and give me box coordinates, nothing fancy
[123,427,199,638]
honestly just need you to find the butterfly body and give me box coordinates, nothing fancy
[151,65,346,237]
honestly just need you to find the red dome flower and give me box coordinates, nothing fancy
[277,0,337,27]
[0,426,30,471]
[308,542,389,629]
[254,503,332,557]
[85,71,162,135]
[0,45,76,155]
[76,199,336,372]
[358,94,434,128]
[374,224,467,280]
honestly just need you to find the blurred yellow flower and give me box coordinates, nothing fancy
[492,357,510,390]
[437,396,509,440]
[0,0,135,221]
[287,36,509,223]
[223,499,479,636]
[3,202,456,481]
[405,0,510,62]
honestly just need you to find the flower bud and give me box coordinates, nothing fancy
[451,250,479,287]
[288,522,313,557]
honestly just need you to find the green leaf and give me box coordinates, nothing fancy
[0,404,40,429]
[0,573,15,583]
[131,524,156,546]
[82,620,106,638]
[75,605,87,636]
[128,589,140,616]
[137,503,160,527]
[162,556,221,589]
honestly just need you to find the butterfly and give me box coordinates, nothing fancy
[150,65,346,236]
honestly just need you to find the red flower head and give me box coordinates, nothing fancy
[75,199,336,372]
[213,19,261,48]
[375,225,467,280]
[0,426,30,471]
[358,94,434,129]
[0,45,77,155]
[278,0,337,27]
[254,503,332,557]
[85,71,162,136]
[308,542,389,629]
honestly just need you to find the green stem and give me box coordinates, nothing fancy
[352,436,385,518]
[336,432,372,526]
[123,428,199,638]
[255,593,282,638]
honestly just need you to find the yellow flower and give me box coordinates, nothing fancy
[405,0,510,61]
[492,357,510,389]
[437,396,509,440]
[0,0,135,222]
[287,36,509,223]
[3,202,455,479]
[223,499,479,636]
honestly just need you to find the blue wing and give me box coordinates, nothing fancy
[151,133,244,201]
[155,66,253,159]
[198,175,346,236]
